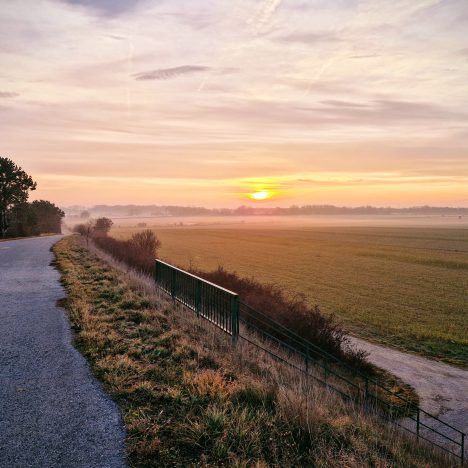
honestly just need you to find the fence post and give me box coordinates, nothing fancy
[171,268,176,300]
[416,408,420,440]
[154,260,159,285]
[196,280,201,317]
[231,295,239,344]
[461,432,464,465]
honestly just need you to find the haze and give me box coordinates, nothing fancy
[1,0,467,207]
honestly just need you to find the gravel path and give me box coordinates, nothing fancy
[0,236,126,468]
[351,336,467,454]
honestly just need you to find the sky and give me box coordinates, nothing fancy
[1,0,467,207]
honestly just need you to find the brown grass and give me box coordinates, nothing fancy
[52,235,453,467]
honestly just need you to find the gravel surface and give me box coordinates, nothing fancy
[350,336,467,453]
[0,236,126,468]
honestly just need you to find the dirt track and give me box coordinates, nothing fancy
[351,336,467,453]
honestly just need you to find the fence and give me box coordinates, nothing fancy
[154,259,465,464]
[155,260,239,340]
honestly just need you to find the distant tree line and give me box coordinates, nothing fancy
[0,157,64,238]
[65,203,468,218]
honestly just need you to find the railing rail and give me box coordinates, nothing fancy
[154,259,465,464]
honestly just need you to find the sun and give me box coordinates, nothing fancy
[249,191,271,201]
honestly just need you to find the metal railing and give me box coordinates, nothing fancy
[155,260,239,340]
[154,259,465,464]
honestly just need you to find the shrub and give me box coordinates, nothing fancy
[73,221,95,245]
[94,217,113,234]
[73,223,87,236]
[92,230,160,274]
[193,266,371,372]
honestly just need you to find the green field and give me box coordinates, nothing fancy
[112,223,468,367]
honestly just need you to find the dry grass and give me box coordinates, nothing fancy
[54,235,452,467]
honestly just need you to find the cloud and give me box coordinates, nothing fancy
[251,0,283,34]
[134,65,211,81]
[0,92,19,98]
[349,54,381,59]
[105,34,127,41]
[278,32,340,45]
[298,99,468,125]
[65,0,143,15]
[320,100,368,108]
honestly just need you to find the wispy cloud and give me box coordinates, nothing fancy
[0,91,19,98]
[64,0,143,15]
[349,54,381,59]
[249,0,283,34]
[278,32,340,45]
[298,99,468,125]
[134,65,211,81]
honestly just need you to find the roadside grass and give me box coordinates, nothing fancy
[53,235,451,467]
[110,225,468,367]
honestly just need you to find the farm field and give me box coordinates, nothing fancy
[111,222,468,367]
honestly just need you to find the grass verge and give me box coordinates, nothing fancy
[53,235,451,467]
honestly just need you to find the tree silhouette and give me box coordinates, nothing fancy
[0,157,37,238]
[94,217,113,234]
[31,200,65,234]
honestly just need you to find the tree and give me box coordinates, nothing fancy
[7,203,38,237]
[31,200,65,234]
[73,220,95,246]
[0,157,37,237]
[94,217,113,235]
[80,210,90,219]
[130,230,161,256]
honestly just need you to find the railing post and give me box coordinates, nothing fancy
[461,432,464,465]
[154,260,159,285]
[231,295,239,344]
[171,268,176,300]
[305,345,309,374]
[416,408,420,440]
[196,280,201,317]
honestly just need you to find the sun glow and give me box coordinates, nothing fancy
[249,191,271,200]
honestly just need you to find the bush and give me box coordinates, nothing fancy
[92,230,160,274]
[94,217,113,234]
[73,223,87,236]
[193,266,371,372]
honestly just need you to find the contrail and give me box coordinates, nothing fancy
[247,0,282,35]
[126,37,135,113]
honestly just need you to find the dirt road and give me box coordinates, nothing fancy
[351,336,467,455]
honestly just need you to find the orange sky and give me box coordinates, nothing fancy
[1,0,467,207]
